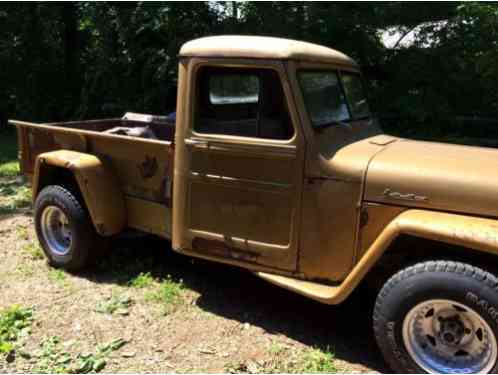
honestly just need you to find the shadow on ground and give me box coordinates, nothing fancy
[84,234,388,373]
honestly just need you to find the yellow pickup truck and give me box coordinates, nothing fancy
[11,36,498,373]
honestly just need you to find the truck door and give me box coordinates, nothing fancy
[172,60,304,271]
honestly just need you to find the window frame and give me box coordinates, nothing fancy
[190,62,297,144]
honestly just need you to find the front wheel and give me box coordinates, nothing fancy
[34,185,103,271]
[374,260,498,373]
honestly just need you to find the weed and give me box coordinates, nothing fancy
[268,341,287,355]
[95,293,132,315]
[297,347,336,373]
[0,161,19,178]
[0,182,31,214]
[16,226,29,241]
[0,305,33,354]
[22,243,45,260]
[48,269,67,287]
[33,336,126,373]
[16,264,35,278]
[144,275,184,314]
[33,336,71,374]
[129,271,154,288]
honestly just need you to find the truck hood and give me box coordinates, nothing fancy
[365,139,498,218]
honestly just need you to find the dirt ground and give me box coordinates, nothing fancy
[0,206,388,373]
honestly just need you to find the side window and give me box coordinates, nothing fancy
[194,67,294,140]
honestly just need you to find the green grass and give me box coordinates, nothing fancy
[144,275,184,314]
[22,243,45,260]
[16,226,30,241]
[16,264,35,278]
[128,272,154,288]
[0,182,31,214]
[0,305,33,354]
[0,160,20,178]
[0,131,19,178]
[298,347,337,373]
[95,293,132,315]
[47,269,68,287]
[0,131,30,215]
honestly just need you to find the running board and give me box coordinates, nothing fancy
[255,272,342,304]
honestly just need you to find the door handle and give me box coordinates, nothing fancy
[185,138,208,148]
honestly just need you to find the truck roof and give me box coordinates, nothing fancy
[179,35,358,67]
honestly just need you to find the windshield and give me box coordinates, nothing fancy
[298,70,371,128]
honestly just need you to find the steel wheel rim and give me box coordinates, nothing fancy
[40,206,72,256]
[402,298,497,374]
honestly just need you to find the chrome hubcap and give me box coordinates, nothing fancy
[40,206,72,256]
[403,299,497,373]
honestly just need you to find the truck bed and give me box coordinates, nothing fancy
[10,113,175,238]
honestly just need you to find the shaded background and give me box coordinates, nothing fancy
[1,1,498,142]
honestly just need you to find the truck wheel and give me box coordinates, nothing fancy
[34,185,99,271]
[374,260,498,373]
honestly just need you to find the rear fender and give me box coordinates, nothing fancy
[34,150,126,236]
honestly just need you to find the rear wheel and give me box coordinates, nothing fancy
[374,260,498,373]
[34,185,103,271]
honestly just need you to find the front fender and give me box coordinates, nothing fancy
[34,150,126,236]
[257,209,498,304]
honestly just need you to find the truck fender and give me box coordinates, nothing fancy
[257,209,498,304]
[33,150,126,236]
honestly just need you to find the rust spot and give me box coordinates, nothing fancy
[192,237,259,261]
[137,155,158,179]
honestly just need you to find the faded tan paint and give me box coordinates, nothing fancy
[258,209,498,304]
[179,35,357,67]
[10,35,498,307]
[34,150,126,236]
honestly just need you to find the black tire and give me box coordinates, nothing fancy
[374,260,498,373]
[34,185,102,271]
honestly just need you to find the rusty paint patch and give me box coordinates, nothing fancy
[192,237,259,261]
[138,155,158,179]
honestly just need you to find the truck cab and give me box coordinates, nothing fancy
[173,35,383,283]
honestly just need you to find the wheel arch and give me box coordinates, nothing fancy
[33,150,126,236]
[349,209,498,301]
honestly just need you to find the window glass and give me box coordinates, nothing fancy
[195,67,294,140]
[298,71,350,128]
[209,74,259,105]
[342,73,371,120]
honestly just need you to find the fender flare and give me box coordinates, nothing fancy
[33,150,126,236]
[257,209,498,304]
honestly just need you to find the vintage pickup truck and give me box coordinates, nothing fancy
[10,36,498,373]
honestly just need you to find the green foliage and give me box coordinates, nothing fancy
[0,305,33,354]
[34,336,72,374]
[298,347,337,373]
[0,132,19,177]
[95,293,132,315]
[48,269,68,287]
[0,182,32,215]
[34,336,126,373]
[22,243,45,260]
[0,161,19,178]
[144,275,184,314]
[1,3,498,140]
[129,271,154,288]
